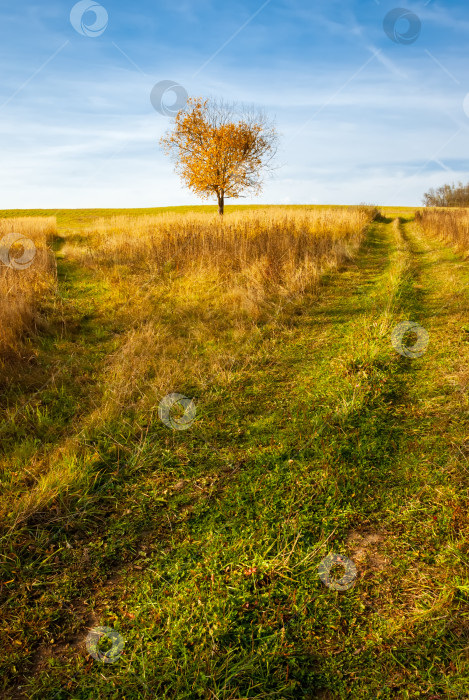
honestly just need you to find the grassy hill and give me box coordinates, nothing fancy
[0,205,468,699]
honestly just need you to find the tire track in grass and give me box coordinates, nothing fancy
[12,213,469,698]
[9,217,398,700]
[341,213,469,699]
[23,217,408,700]
[188,213,469,698]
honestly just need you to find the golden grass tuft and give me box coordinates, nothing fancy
[0,217,57,363]
[415,207,469,254]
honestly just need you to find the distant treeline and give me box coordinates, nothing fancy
[423,181,469,207]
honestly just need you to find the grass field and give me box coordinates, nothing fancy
[0,204,468,699]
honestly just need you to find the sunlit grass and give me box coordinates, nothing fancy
[0,206,377,535]
[0,217,56,363]
[2,205,467,699]
[415,207,469,253]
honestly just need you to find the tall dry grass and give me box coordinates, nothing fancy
[0,217,56,362]
[66,207,378,415]
[2,206,378,532]
[415,208,469,254]
[67,206,376,301]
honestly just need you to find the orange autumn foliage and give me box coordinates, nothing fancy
[160,97,279,214]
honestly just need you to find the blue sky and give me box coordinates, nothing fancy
[0,0,468,208]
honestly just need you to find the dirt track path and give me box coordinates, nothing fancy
[3,210,469,700]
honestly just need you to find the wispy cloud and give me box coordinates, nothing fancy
[0,0,467,208]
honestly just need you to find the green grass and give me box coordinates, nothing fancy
[0,207,468,699]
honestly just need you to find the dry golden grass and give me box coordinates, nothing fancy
[4,207,469,700]
[2,206,377,529]
[415,207,469,254]
[71,206,377,418]
[69,206,375,299]
[0,217,56,363]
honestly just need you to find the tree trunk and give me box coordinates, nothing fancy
[218,189,224,216]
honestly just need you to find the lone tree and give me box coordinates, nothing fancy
[160,97,279,215]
